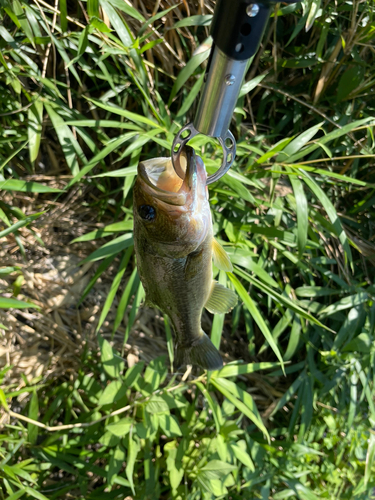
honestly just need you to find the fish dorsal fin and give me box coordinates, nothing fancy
[205,281,237,314]
[212,238,233,272]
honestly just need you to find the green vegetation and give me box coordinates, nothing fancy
[1,0,375,498]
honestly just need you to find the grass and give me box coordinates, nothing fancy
[1,0,375,498]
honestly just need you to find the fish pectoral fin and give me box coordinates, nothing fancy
[212,238,233,272]
[176,331,223,371]
[205,280,238,314]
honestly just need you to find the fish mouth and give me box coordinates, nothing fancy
[137,146,199,207]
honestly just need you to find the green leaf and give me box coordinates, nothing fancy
[365,433,375,486]
[107,445,126,486]
[271,371,306,416]
[27,391,39,445]
[87,0,99,18]
[295,286,339,297]
[28,100,43,163]
[123,282,144,345]
[0,388,9,411]
[297,377,314,442]
[93,165,137,178]
[284,480,320,500]
[4,490,26,500]
[146,396,169,414]
[319,293,368,317]
[211,377,269,439]
[77,26,89,59]
[175,73,205,122]
[96,247,132,332]
[300,170,353,268]
[173,14,212,28]
[230,440,255,471]
[98,380,127,405]
[199,460,236,480]
[165,441,184,492]
[24,488,49,500]
[210,271,227,350]
[196,382,221,433]
[78,255,116,305]
[99,431,121,447]
[225,248,279,288]
[0,139,29,174]
[286,117,373,163]
[144,356,168,387]
[12,0,35,47]
[126,433,140,495]
[306,0,322,31]
[98,335,125,378]
[107,0,146,22]
[169,47,211,104]
[123,361,144,388]
[158,414,182,437]
[216,361,281,378]
[139,38,164,54]
[106,417,133,437]
[66,132,138,188]
[286,169,308,256]
[85,97,159,128]
[342,333,372,354]
[70,220,133,243]
[337,65,365,102]
[0,180,61,193]
[113,266,138,334]
[284,318,302,361]
[164,315,174,370]
[80,233,133,264]
[90,16,112,33]
[44,103,87,176]
[100,0,133,46]
[278,122,323,161]
[0,297,39,310]
[60,0,67,31]
[239,74,267,98]
[137,4,178,36]
[228,273,284,370]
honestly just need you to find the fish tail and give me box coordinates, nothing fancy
[176,331,223,371]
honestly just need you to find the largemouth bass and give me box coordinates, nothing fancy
[133,147,237,370]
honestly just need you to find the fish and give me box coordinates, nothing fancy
[133,146,237,371]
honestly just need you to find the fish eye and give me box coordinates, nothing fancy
[138,205,156,221]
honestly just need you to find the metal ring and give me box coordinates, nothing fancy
[171,123,236,185]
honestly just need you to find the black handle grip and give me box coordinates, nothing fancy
[210,0,295,61]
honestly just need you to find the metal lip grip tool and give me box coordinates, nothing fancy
[172,0,295,184]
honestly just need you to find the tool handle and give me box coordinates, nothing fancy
[211,0,272,61]
[193,0,295,138]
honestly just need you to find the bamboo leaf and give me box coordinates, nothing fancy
[0,180,61,193]
[211,377,269,440]
[228,273,284,371]
[301,170,353,267]
[28,100,43,164]
[126,432,140,495]
[169,47,211,104]
[44,103,87,176]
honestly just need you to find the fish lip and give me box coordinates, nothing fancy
[137,146,199,207]
[138,162,186,206]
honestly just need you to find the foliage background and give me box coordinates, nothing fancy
[0,0,375,498]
